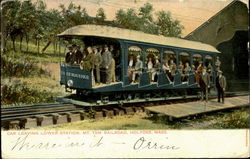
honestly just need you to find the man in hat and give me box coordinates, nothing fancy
[216,70,227,103]
[101,45,112,84]
[132,55,143,83]
[199,67,210,102]
[93,46,102,85]
[65,44,75,65]
[215,56,221,71]
[183,62,191,81]
[151,56,161,82]
[73,44,83,64]
[80,46,95,71]
[169,59,176,81]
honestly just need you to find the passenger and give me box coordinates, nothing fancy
[111,57,116,82]
[80,46,95,85]
[178,61,184,76]
[199,67,210,102]
[215,56,221,71]
[147,57,154,81]
[65,44,75,65]
[207,62,213,93]
[73,44,83,64]
[195,61,203,83]
[207,62,213,74]
[93,46,102,85]
[128,55,135,82]
[216,70,227,103]
[197,61,203,74]
[169,59,176,81]
[162,59,171,80]
[151,56,161,82]
[81,46,87,59]
[132,55,143,83]
[114,50,121,81]
[110,45,114,54]
[101,45,112,84]
[183,62,191,82]
[98,45,104,55]
[109,45,116,82]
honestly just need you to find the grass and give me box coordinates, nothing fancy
[5,40,64,63]
[1,77,67,107]
[34,113,172,130]
[34,107,250,130]
[1,40,67,106]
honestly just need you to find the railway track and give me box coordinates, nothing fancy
[1,98,197,130]
[1,92,248,130]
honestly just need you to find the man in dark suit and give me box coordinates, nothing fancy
[216,70,227,103]
[73,44,83,64]
[65,44,75,65]
[101,45,112,84]
[199,67,210,102]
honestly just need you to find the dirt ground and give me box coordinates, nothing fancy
[37,62,61,80]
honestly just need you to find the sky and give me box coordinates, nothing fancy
[34,0,249,37]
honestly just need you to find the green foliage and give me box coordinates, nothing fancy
[1,79,56,105]
[59,2,90,28]
[115,2,184,37]
[115,8,139,30]
[0,54,49,77]
[156,11,184,37]
[4,1,184,53]
[147,108,250,129]
[212,108,250,129]
[96,8,106,22]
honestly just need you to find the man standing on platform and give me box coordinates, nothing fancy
[216,70,227,103]
[199,67,210,102]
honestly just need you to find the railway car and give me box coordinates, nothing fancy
[58,25,220,106]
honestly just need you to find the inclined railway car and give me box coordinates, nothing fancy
[58,25,220,106]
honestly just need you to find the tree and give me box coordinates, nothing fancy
[59,2,89,28]
[114,3,183,37]
[138,3,153,23]
[137,3,159,35]
[156,11,184,37]
[95,8,106,24]
[115,8,139,30]
[4,1,38,51]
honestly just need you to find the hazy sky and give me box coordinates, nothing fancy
[34,0,248,36]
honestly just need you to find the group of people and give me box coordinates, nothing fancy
[65,44,119,86]
[128,55,143,83]
[194,57,226,103]
[127,55,192,83]
[127,55,226,104]
[162,59,192,82]
[66,47,226,103]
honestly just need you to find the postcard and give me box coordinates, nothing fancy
[1,0,249,158]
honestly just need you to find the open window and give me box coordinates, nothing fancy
[128,46,142,83]
[145,48,160,71]
[179,52,190,82]
[205,55,213,70]
[163,50,176,81]
[145,48,160,82]
[193,53,202,83]
[193,53,202,70]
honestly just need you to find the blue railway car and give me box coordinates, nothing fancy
[58,25,220,106]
